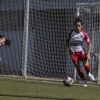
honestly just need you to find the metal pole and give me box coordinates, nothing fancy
[97,46,100,84]
[73,68,77,82]
[76,2,100,7]
[91,7,94,75]
[22,0,30,78]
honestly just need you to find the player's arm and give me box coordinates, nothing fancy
[67,43,75,55]
[84,32,92,60]
[87,42,92,60]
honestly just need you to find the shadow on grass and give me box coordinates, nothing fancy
[0,94,75,100]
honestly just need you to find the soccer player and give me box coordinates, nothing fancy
[66,17,94,87]
[0,35,11,61]
[0,35,11,46]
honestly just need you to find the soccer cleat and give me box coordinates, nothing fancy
[88,73,94,81]
[83,80,87,87]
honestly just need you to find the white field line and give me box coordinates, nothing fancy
[42,80,100,88]
[0,76,99,88]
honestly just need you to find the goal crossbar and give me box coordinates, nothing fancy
[76,2,100,7]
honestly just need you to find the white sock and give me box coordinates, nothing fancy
[88,72,94,81]
[88,72,91,76]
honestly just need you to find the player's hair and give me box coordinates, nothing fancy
[0,35,4,39]
[5,38,12,47]
[0,35,12,47]
[75,17,83,25]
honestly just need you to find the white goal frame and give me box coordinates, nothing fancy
[22,0,100,83]
[76,2,100,83]
[76,2,100,7]
[22,0,30,78]
[76,2,100,17]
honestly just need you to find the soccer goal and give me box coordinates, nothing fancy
[22,0,100,83]
[76,2,100,83]
[22,0,76,80]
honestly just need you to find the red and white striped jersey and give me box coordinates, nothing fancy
[67,29,91,52]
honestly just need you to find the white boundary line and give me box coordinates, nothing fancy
[42,80,100,88]
[0,76,99,88]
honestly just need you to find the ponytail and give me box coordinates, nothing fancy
[5,38,12,47]
[75,17,83,25]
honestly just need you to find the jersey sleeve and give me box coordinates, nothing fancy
[82,30,91,45]
[66,29,74,43]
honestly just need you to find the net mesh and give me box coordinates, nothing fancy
[23,0,77,79]
[23,0,100,80]
[0,0,100,80]
[0,0,23,75]
[23,0,100,79]
[77,4,100,79]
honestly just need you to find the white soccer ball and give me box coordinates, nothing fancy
[63,77,74,86]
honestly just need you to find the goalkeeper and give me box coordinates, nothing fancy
[66,17,94,87]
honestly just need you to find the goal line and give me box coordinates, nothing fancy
[0,76,99,88]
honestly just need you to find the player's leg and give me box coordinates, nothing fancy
[79,52,94,81]
[71,53,87,86]
[73,61,86,80]
[82,60,94,81]
[72,61,87,87]
[82,60,90,74]
[72,52,89,87]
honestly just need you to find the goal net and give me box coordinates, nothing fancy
[22,0,77,80]
[0,0,23,75]
[76,2,100,82]
[22,0,100,82]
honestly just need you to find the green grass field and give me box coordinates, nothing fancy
[0,76,100,100]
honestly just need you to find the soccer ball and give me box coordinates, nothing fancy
[63,77,74,86]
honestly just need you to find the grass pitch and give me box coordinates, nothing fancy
[0,76,100,100]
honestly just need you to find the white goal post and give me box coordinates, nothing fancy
[22,0,30,78]
[76,2,100,83]
[22,0,76,80]
[97,48,100,83]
